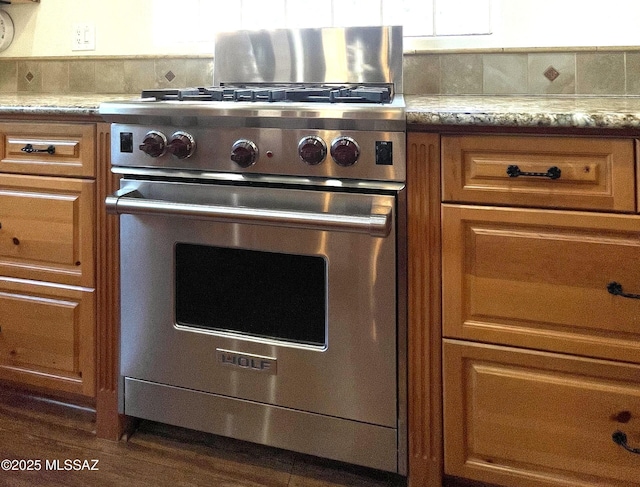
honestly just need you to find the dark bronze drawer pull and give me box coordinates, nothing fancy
[612,430,640,454]
[21,144,55,155]
[607,281,640,300]
[506,165,561,179]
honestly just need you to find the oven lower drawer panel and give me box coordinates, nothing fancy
[124,377,401,473]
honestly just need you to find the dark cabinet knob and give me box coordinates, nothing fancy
[139,131,167,158]
[230,139,258,168]
[331,136,360,167]
[298,136,327,165]
[166,132,196,159]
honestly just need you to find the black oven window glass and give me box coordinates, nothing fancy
[175,244,326,346]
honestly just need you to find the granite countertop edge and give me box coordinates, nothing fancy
[405,94,640,130]
[0,94,132,117]
[3,94,640,130]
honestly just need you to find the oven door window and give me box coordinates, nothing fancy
[175,243,326,346]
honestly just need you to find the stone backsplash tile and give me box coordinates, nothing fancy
[186,59,214,88]
[405,49,640,96]
[625,52,640,95]
[0,61,17,92]
[440,53,483,94]
[17,61,42,92]
[483,54,528,94]
[576,52,625,95]
[155,59,190,90]
[0,52,637,96]
[69,60,96,93]
[403,54,440,95]
[95,61,126,94]
[123,60,156,94]
[528,53,576,94]
[42,61,70,94]
[0,56,214,94]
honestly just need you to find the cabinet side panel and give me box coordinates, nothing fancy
[95,122,128,439]
[407,132,442,487]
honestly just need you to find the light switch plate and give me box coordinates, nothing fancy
[72,22,95,51]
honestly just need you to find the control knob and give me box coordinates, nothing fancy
[139,131,167,158]
[298,136,327,165]
[330,136,360,167]
[166,131,196,159]
[231,139,259,168]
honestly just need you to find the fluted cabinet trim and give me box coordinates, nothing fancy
[95,122,126,440]
[407,133,442,487]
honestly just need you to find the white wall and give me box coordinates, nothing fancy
[408,0,640,52]
[2,0,640,58]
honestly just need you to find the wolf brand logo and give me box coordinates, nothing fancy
[216,349,277,374]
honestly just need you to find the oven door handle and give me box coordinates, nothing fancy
[106,189,393,237]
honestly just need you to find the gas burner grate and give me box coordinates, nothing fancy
[141,84,393,104]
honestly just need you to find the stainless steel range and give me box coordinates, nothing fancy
[100,26,406,474]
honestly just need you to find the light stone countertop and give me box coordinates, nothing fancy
[3,93,640,131]
[405,95,640,130]
[0,94,132,117]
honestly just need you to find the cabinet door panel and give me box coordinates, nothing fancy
[442,204,640,363]
[0,174,94,287]
[444,340,640,487]
[0,278,94,397]
[442,135,635,212]
[0,122,95,178]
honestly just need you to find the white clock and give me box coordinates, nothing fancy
[0,10,14,53]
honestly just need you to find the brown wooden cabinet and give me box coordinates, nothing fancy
[438,133,640,486]
[0,174,94,286]
[442,204,640,364]
[442,135,635,212]
[443,340,640,487]
[0,122,95,178]
[0,121,96,397]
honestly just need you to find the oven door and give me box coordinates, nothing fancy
[107,178,400,431]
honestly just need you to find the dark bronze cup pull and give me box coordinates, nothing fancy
[506,165,561,179]
[21,144,56,155]
[607,281,640,300]
[612,430,640,454]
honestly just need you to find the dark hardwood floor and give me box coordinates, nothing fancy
[0,389,406,486]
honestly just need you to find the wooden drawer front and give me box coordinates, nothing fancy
[442,135,635,212]
[444,340,640,487]
[442,204,640,363]
[0,278,94,397]
[0,122,95,178]
[0,174,94,287]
